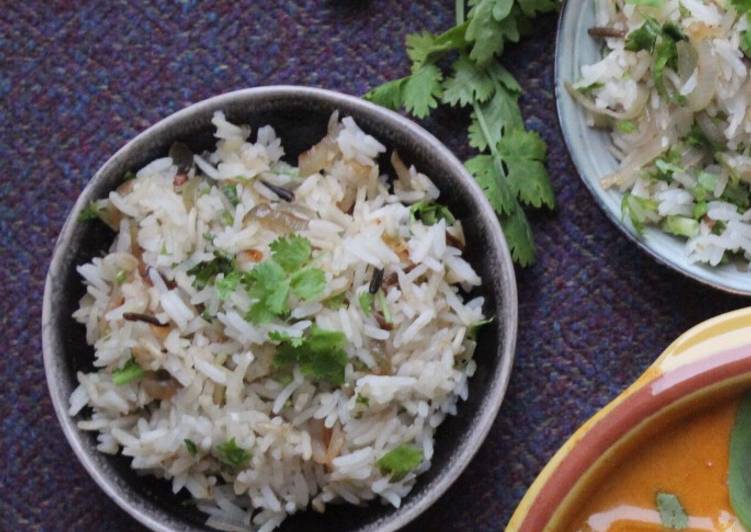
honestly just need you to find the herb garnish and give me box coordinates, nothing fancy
[655,491,689,529]
[214,438,251,468]
[377,445,424,481]
[729,392,751,529]
[112,358,144,385]
[364,0,557,266]
[188,254,235,289]
[243,236,325,323]
[359,291,374,316]
[79,201,103,222]
[272,326,348,385]
[184,439,198,456]
[409,201,456,226]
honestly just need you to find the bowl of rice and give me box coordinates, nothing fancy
[42,86,517,532]
[557,0,751,295]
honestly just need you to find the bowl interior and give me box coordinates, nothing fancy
[43,87,517,531]
[555,1,751,296]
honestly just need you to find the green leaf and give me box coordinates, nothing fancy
[621,192,658,235]
[731,0,751,13]
[502,206,536,266]
[406,23,467,70]
[625,18,662,52]
[468,87,523,151]
[499,129,555,209]
[443,57,521,108]
[214,438,251,468]
[661,216,699,238]
[115,270,127,285]
[270,235,312,272]
[656,492,689,529]
[79,201,103,222]
[377,291,393,323]
[442,57,497,107]
[742,29,751,59]
[188,254,235,289]
[466,1,520,64]
[290,268,326,300]
[215,271,240,300]
[377,445,423,481]
[616,120,637,134]
[222,184,240,207]
[273,326,348,386]
[465,154,515,215]
[184,439,198,456]
[402,64,444,119]
[409,201,456,225]
[112,359,144,385]
[268,330,305,347]
[364,78,406,110]
[322,291,348,309]
[730,392,751,530]
[359,291,374,316]
[243,260,290,321]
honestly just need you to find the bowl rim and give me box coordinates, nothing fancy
[507,306,751,531]
[42,85,519,532]
[554,0,751,297]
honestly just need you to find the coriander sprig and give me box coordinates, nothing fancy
[364,0,557,265]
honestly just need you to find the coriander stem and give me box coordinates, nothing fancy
[455,0,465,25]
[472,101,502,164]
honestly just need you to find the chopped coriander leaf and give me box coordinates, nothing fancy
[222,184,240,207]
[377,445,423,481]
[692,201,709,220]
[289,268,326,300]
[268,330,305,347]
[221,210,234,226]
[273,326,348,385]
[654,158,684,179]
[322,292,347,309]
[376,291,392,323]
[655,491,689,529]
[188,255,235,289]
[722,182,751,210]
[112,358,144,385]
[359,291,374,316]
[184,439,198,456]
[697,172,718,192]
[214,438,251,468]
[409,201,456,226]
[215,271,240,300]
[243,260,290,321]
[123,170,136,181]
[616,120,637,134]
[270,235,313,272]
[356,394,370,407]
[200,308,214,322]
[621,193,658,235]
[625,18,662,52]
[742,30,751,59]
[79,201,103,222]
[661,216,699,238]
[115,270,127,285]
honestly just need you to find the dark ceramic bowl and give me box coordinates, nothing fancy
[42,86,518,532]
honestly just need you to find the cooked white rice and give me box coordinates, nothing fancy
[570,0,751,267]
[69,111,486,530]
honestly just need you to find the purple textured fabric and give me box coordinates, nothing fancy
[1,1,747,530]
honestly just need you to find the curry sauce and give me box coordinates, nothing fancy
[567,398,743,531]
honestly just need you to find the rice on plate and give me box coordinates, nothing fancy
[68,111,487,531]
[568,0,751,268]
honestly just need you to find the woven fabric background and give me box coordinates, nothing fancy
[1,1,747,530]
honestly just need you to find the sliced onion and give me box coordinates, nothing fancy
[390,151,412,187]
[245,203,308,232]
[565,82,649,120]
[601,136,667,190]
[686,40,718,112]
